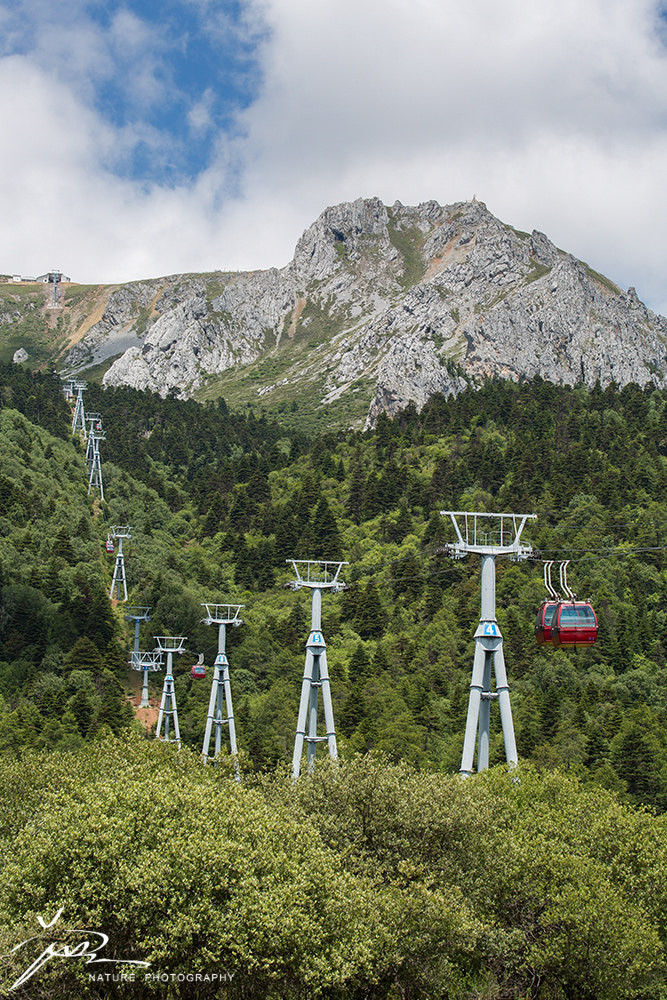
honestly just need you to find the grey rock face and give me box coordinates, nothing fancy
[62,197,666,424]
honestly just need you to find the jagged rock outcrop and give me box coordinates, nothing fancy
[62,197,667,426]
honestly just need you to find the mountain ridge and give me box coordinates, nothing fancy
[57,197,667,427]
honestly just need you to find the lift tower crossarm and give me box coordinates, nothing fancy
[129,650,163,670]
[440,511,536,559]
[287,559,348,592]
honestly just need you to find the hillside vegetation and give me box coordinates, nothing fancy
[0,364,665,807]
[0,741,664,999]
[0,364,666,998]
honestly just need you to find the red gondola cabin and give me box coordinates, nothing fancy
[190,664,206,679]
[551,602,598,648]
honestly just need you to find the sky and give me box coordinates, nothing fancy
[1,0,667,315]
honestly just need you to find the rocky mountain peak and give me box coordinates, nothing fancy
[60,197,666,429]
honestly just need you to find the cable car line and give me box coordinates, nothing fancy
[329,541,666,594]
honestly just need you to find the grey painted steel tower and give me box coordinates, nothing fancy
[155,636,186,748]
[109,525,131,601]
[87,422,105,501]
[201,603,243,770]
[130,649,163,708]
[85,413,102,465]
[126,606,153,708]
[288,559,347,779]
[441,511,535,776]
[71,380,87,435]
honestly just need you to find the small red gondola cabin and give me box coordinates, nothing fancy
[190,663,206,679]
[551,602,598,648]
[105,538,114,553]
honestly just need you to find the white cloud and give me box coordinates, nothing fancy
[230,0,667,311]
[0,0,666,316]
[187,88,215,135]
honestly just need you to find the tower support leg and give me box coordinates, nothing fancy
[293,647,317,778]
[461,640,486,776]
[221,662,238,758]
[156,653,181,748]
[140,668,149,709]
[202,663,219,760]
[477,652,492,771]
[493,643,518,766]
[318,647,338,762]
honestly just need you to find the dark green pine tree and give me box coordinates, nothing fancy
[348,642,371,682]
[96,669,132,734]
[68,687,97,737]
[63,637,104,676]
[345,460,365,523]
[311,497,343,560]
[391,552,423,601]
[201,491,227,537]
[273,506,299,563]
[354,581,388,640]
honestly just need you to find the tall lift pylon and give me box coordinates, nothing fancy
[71,380,87,436]
[130,649,163,708]
[201,603,243,774]
[288,559,347,779]
[441,511,536,776]
[109,525,131,601]
[85,413,102,466]
[155,636,186,748]
[87,422,105,501]
[126,606,152,708]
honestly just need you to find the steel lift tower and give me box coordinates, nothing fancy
[71,380,87,436]
[85,413,102,465]
[126,606,152,708]
[441,511,536,776]
[288,559,347,779]
[109,525,131,601]
[130,650,163,709]
[87,422,105,501]
[201,604,243,770]
[155,636,186,748]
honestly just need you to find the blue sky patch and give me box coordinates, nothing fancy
[2,0,267,184]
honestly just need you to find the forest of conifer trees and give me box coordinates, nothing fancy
[0,363,665,998]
